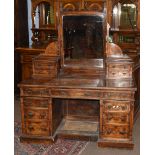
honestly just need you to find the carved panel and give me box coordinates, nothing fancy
[62,1,81,11]
[103,101,130,112]
[22,87,50,97]
[51,89,101,99]
[45,41,59,56]
[23,97,50,108]
[24,121,50,136]
[103,91,134,100]
[103,113,129,124]
[102,124,129,139]
[84,1,104,11]
[24,108,49,120]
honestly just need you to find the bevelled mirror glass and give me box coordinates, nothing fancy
[63,15,104,60]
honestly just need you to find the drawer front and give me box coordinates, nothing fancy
[23,98,50,108]
[102,125,129,139]
[103,113,129,125]
[25,121,50,136]
[51,89,101,99]
[33,68,57,76]
[103,101,130,113]
[21,55,36,63]
[22,87,50,97]
[24,108,49,120]
[108,69,132,78]
[103,91,134,100]
[107,64,132,79]
[34,61,56,68]
[108,64,132,70]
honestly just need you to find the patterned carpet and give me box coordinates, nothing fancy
[14,122,89,155]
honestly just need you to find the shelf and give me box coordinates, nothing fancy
[56,119,99,141]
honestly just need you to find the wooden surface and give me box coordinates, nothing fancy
[16,0,139,149]
[16,46,45,80]
[18,55,136,148]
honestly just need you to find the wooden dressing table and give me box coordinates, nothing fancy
[17,0,139,149]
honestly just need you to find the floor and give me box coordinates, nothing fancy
[14,97,140,155]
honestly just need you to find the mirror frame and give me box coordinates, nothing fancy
[58,11,106,67]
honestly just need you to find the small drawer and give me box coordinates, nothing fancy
[103,91,134,100]
[108,64,131,70]
[34,68,57,75]
[108,70,131,78]
[21,55,35,63]
[25,121,50,136]
[103,113,129,125]
[34,62,56,68]
[102,124,129,139]
[23,97,50,108]
[24,108,49,120]
[51,89,100,99]
[103,101,130,112]
[22,87,50,96]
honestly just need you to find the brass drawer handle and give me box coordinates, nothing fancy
[107,129,112,134]
[61,91,66,95]
[40,127,47,131]
[112,105,120,109]
[28,112,34,118]
[105,93,111,97]
[28,125,34,131]
[40,113,46,119]
[26,89,32,94]
[121,116,126,122]
[84,92,91,96]
[119,131,127,135]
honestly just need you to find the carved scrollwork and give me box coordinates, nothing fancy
[63,3,76,11]
[106,104,128,111]
[23,88,49,96]
[45,41,59,56]
[85,2,103,11]
[104,126,128,136]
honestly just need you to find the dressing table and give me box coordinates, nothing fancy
[17,0,138,148]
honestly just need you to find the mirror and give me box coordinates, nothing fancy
[33,2,55,28]
[112,2,137,30]
[63,15,104,60]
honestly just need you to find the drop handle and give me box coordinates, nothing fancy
[119,131,127,135]
[107,129,112,134]
[112,105,120,109]
[40,127,47,131]
[28,125,34,131]
[40,113,46,119]
[121,116,126,122]
[26,89,32,94]
[28,112,34,118]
